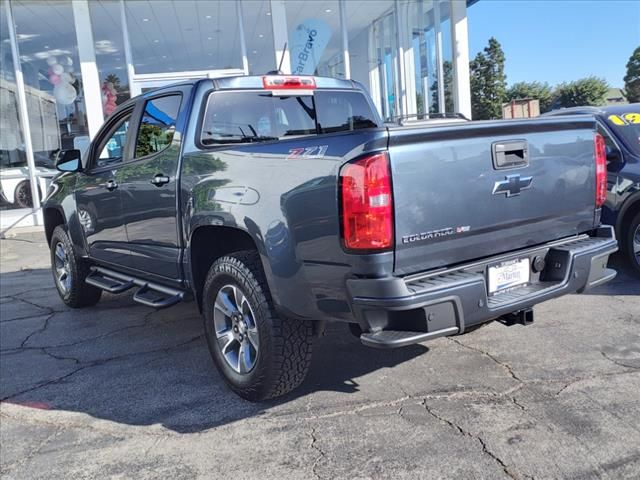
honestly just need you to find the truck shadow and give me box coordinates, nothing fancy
[0,269,428,434]
[585,253,640,296]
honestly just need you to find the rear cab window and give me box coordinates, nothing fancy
[200,90,380,146]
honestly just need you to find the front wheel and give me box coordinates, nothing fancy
[50,225,102,308]
[202,251,314,401]
[623,211,640,277]
[14,181,33,208]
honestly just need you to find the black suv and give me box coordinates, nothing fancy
[546,104,640,275]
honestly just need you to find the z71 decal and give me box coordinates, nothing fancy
[287,145,329,159]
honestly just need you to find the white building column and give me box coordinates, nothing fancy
[237,0,249,74]
[433,0,445,113]
[5,1,41,223]
[450,0,472,119]
[269,0,291,73]
[72,0,103,137]
[339,0,351,79]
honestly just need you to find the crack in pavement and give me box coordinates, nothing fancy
[19,313,55,349]
[422,399,529,480]
[3,308,163,354]
[600,350,640,370]
[0,424,65,477]
[0,335,203,402]
[308,425,327,480]
[555,369,640,396]
[448,337,524,383]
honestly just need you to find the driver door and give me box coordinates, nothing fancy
[75,108,134,266]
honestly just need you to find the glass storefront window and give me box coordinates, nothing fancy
[6,0,90,211]
[89,0,131,117]
[344,0,396,119]
[404,0,454,116]
[1,4,30,212]
[124,0,243,74]
[243,0,276,74]
[284,1,344,78]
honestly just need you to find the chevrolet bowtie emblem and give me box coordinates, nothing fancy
[492,174,533,197]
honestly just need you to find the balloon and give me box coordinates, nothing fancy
[60,72,73,83]
[51,63,64,75]
[64,65,74,73]
[49,74,61,85]
[53,82,77,105]
[46,56,57,66]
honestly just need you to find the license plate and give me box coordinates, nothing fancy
[488,258,530,294]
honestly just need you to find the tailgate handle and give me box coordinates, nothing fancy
[492,140,528,169]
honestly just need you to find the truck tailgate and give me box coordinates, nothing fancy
[388,116,598,275]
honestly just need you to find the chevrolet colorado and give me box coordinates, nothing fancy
[43,75,618,401]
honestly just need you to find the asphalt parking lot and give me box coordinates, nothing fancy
[1,230,639,479]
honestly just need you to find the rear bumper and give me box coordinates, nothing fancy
[347,226,618,348]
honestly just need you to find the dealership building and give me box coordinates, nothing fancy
[0,0,474,227]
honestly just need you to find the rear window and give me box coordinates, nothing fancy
[200,90,380,145]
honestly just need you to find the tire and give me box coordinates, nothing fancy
[14,181,32,208]
[14,181,42,208]
[202,250,314,401]
[50,225,102,308]
[622,211,640,277]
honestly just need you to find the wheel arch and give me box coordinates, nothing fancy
[44,207,66,246]
[188,225,264,311]
[616,191,640,239]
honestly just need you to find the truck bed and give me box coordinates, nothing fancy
[387,115,598,275]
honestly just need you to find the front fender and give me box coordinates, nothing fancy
[42,173,87,256]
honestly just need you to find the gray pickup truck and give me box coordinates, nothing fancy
[43,75,617,401]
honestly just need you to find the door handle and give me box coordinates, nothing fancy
[105,179,118,191]
[150,174,170,187]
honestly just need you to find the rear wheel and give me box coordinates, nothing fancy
[623,211,640,277]
[202,250,314,401]
[50,225,102,308]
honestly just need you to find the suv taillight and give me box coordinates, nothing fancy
[340,152,393,251]
[594,133,607,208]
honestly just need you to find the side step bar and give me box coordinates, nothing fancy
[86,266,185,309]
[361,326,459,349]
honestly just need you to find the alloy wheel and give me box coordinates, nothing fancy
[53,241,72,294]
[213,284,260,374]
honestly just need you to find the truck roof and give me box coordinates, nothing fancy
[139,75,361,99]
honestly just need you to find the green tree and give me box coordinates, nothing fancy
[554,77,609,108]
[623,46,640,103]
[470,37,507,120]
[430,60,454,115]
[105,74,121,90]
[506,81,554,113]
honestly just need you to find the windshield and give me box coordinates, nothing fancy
[605,111,640,154]
[201,90,380,145]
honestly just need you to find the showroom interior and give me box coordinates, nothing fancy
[0,0,472,228]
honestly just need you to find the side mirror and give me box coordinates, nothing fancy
[55,149,82,173]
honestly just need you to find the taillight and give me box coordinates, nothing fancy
[594,133,607,208]
[340,152,393,251]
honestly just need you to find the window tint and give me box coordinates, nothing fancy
[315,91,380,134]
[135,95,182,158]
[201,92,316,145]
[95,115,131,167]
[200,90,380,146]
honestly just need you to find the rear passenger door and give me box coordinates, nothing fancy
[119,88,189,281]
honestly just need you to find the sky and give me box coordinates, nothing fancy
[467,0,640,89]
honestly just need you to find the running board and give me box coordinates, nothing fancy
[360,326,459,349]
[87,266,185,309]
